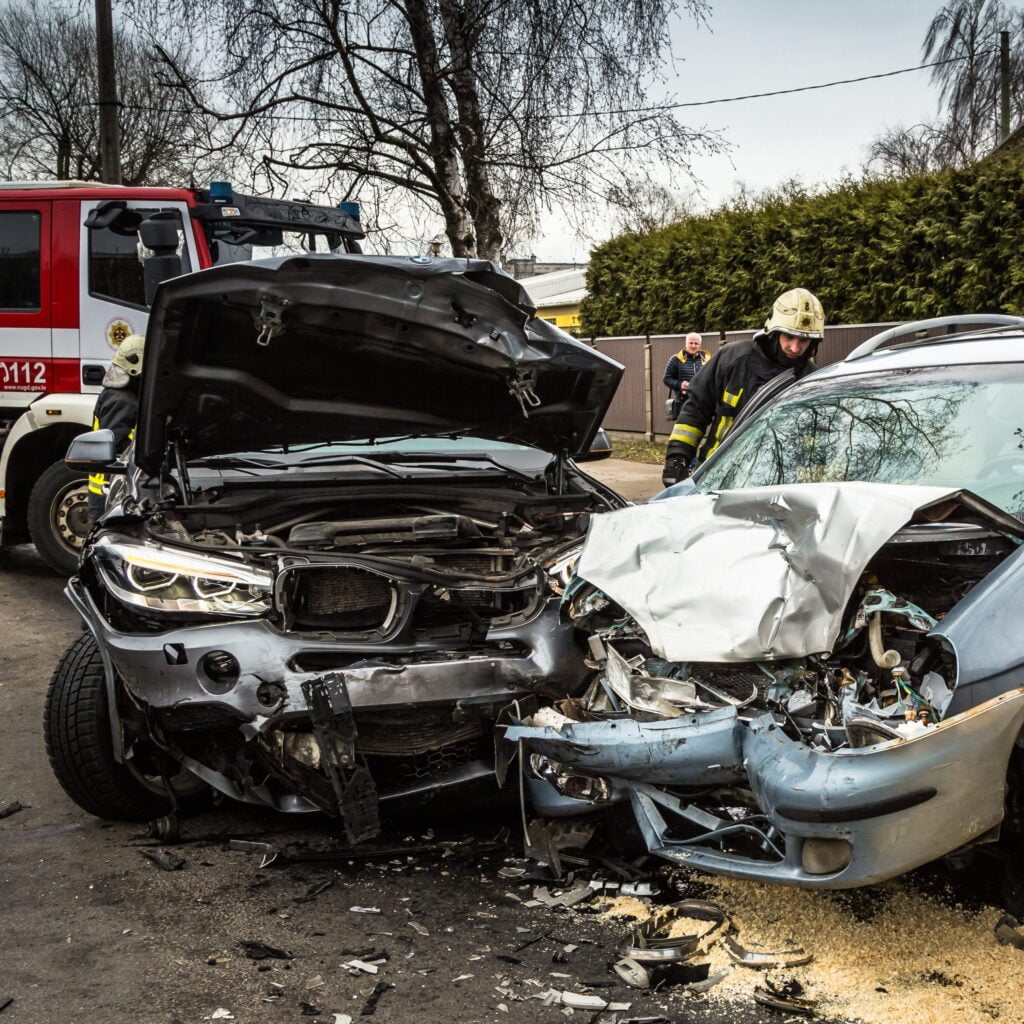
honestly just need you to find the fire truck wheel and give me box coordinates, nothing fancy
[44,633,209,821]
[27,461,92,575]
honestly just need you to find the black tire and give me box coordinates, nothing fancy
[44,633,194,821]
[27,460,92,576]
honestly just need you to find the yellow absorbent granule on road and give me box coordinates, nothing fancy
[690,876,1024,1024]
[596,895,652,920]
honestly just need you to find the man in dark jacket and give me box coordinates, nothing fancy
[87,333,144,520]
[662,288,824,486]
[663,332,711,420]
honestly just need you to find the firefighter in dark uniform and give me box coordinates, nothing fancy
[87,333,145,520]
[662,288,825,486]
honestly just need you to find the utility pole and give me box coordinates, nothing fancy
[1000,29,1011,144]
[95,0,122,183]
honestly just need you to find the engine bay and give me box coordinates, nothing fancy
[541,520,1019,750]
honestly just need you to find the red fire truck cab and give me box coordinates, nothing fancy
[0,181,364,573]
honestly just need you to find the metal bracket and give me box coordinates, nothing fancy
[301,673,380,844]
[254,296,290,347]
[509,372,541,416]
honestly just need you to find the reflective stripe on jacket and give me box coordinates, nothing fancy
[88,387,138,513]
[666,337,814,465]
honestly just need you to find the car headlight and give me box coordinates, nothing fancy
[91,536,273,616]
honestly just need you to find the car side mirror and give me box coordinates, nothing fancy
[65,430,125,473]
[139,213,184,305]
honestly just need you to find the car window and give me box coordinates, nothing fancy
[695,364,1024,518]
[89,207,192,308]
[0,210,40,310]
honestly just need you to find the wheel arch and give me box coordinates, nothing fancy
[3,420,93,539]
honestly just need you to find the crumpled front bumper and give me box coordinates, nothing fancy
[504,688,1024,888]
[69,578,587,811]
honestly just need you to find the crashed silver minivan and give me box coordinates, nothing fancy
[505,326,1024,888]
[44,254,623,841]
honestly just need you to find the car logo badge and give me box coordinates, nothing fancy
[409,255,433,265]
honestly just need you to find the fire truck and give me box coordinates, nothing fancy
[0,181,364,573]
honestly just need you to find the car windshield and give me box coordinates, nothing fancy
[695,363,1024,518]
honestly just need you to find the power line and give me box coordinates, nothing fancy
[544,51,994,119]
[92,50,995,124]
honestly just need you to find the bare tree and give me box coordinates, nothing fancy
[606,182,694,235]
[119,0,723,260]
[0,3,227,185]
[867,0,1024,176]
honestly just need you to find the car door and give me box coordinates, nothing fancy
[78,199,199,393]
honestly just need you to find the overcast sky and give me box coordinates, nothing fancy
[533,0,947,260]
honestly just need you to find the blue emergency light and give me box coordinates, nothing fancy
[339,201,361,222]
[209,181,234,204]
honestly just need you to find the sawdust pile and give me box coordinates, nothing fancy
[691,877,1024,1024]
[596,895,650,920]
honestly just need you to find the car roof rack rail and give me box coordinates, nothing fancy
[845,314,1024,361]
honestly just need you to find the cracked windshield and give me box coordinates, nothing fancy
[696,364,1024,518]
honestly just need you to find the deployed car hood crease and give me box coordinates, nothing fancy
[575,482,1020,663]
[136,255,622,475]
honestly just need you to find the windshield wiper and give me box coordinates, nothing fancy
[191,455,288,469]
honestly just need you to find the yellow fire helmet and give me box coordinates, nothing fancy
[764,287,825,340]
[102,333,146,388]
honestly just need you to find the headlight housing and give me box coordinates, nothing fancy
[91,536,273,617]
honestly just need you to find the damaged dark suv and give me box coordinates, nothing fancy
[43,254,623,841]
[506,321,1024,889]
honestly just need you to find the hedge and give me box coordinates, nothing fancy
[580,153,1024,336]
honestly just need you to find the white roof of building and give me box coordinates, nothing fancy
[521,266,587,306]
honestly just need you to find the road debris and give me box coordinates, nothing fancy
[530,989,632,1012]
[228,839,279,868]
[619,900,729,962]
[531,883,595,909]
[238,940,292,961]
[209,1010,234,1021]
[0,997,13,1013]
[723,934,814,969]
[298,1001,320,1016]
[994,912,1024,950]
[359,981,394,1016]
[141,848,186,871]
[408,920,429,936]
[753,978,818,1017]
[305,975,325,990]
[345,959,385,975]
[146,815,180,842]
[294,877,334,903]
[350,906,381,914]
[0,801,26,819]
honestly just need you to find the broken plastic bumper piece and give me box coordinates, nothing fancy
[507,688,1024,888]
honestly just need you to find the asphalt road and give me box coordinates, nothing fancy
[583,457,664,504]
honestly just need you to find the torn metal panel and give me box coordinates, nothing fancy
[503,705,745,786]
[574,483,997,663]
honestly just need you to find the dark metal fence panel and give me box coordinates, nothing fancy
[593,337,646,432]
[816,323,897,365]
[586,322,931,438]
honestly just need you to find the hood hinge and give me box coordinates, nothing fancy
[254,295,290,347]
[509,370,541,417]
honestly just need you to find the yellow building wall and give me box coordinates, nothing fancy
[536,303,582,335]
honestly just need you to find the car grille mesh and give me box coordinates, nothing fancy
[289,567,395,630]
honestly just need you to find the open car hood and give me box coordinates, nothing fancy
[576,482,1024,663]
[135,255,622,475]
